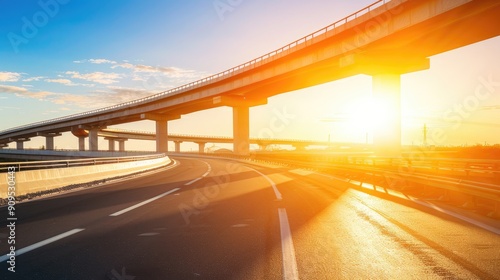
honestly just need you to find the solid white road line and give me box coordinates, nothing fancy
[278,208,299,280]
[245,165,297,278]
[184,177,203,186]
[109,188,180,216]
[0,228,85,262]
[246,166,283,201]
[184,161,211,186]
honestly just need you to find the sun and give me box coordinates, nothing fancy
[345,96,396,142]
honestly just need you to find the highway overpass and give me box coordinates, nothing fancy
[0,0,499,156]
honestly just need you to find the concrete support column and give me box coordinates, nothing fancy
[38,132,62,150]
[233,106,250,155]
[196,142,206,154]
[46,136,55,150]
[78,137,86,151]
[141,113,180,154]
[71,127,89,151]
[156,120,168,153]
[117,139,127,152]
[89,128,99,151]
[174,141,182,153]
[11,138,30,150]
[372,74,401,157]
[16,141,25,150]
[106,138,115,152]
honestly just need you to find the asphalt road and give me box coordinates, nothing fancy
[0,156,499,279]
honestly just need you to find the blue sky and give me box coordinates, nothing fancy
[1,0,499,151]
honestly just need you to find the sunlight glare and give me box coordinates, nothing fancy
[345,96,392,142]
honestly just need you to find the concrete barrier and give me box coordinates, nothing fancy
[0,156,171,198]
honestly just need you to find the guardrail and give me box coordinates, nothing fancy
[0,0,395,136]
[246,152,500,180]
[189,152,500,217]
[0,153,165,173]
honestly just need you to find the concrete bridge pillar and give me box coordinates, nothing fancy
[88,127,100,151]
[141,113,180,153]
[155,120,168,153]
[10,138,30,150]
[37,132,62,150]
[105,138,116,152]
[45,135,56,150]
[116,139,127,152]
[233,106,250,155]
[78,137,86,151]
[196,142,206,154]
[71,127,88,151]
[174,141,182,153]
[215,96,266,155]
[355,55,429,157]
[372,74,401,157]
[73,125,106,152]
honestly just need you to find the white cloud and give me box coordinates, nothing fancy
[112,62,134,70]
[0,72,21,82]
[51,94,89,105]
[135,65,179,74]
[112,63,192,77]
[45,78,95,87]
[65,71,121,84]
[22,76,45,82]
[0,84,55,100]
[1,79,156,110]
[50,86,154,108]
[0,84,28,93]
[74,58,117,64]
[46,78,75,86]
[74,59,206,81]
[89,58,117,64]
